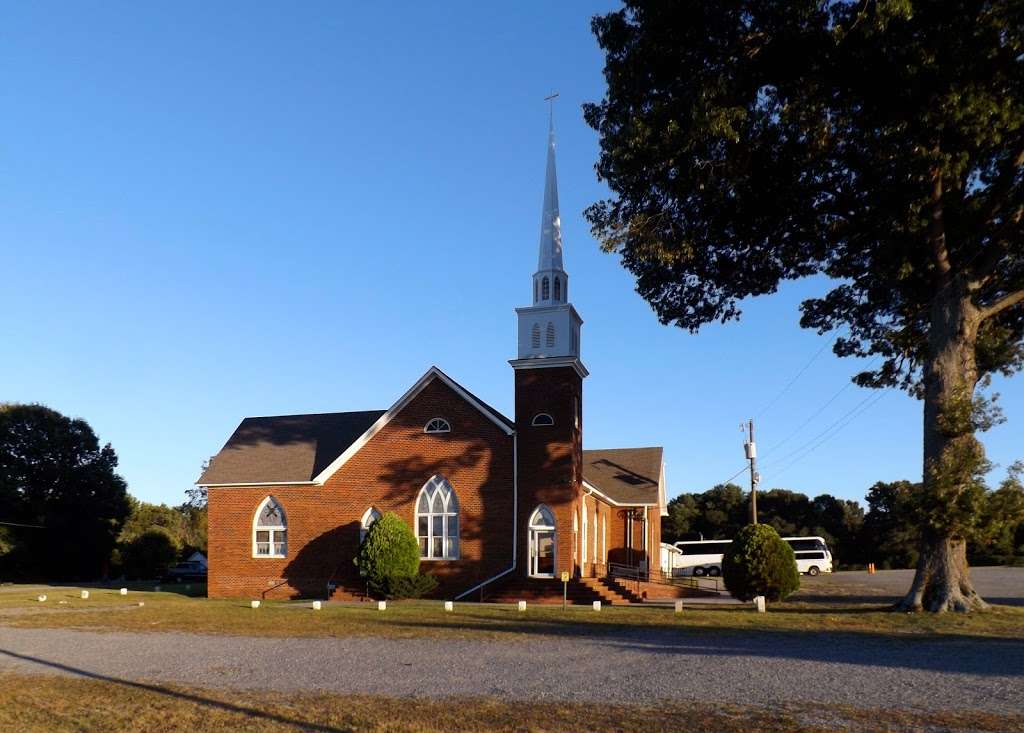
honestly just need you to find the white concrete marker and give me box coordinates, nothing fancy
[377,600,387,611]
[517,600,527,612]
[312,601,322,611]
[754,596,766,613]
[674,600,684,614]
[120,588,128,595]
[444,601,453,612]
[37,595,47,602]
[250,600,261,609]
[592,600,602,611]
[137,602,145,607]
[80,590,89,599]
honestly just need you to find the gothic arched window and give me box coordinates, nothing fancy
[416,475,459,560]
[360,507,381,543]
[253,496,287,558]
[531,413,554,426]
[546,322,555,347]
[531,322,541,349]
[542,277,550,300]
[554,277,561,301]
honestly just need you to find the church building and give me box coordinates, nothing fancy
[198,119,669,603]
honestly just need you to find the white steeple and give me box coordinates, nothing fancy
[512,107,584,372]
[533,112,569,306]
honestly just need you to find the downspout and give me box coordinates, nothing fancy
[455,432,518,600]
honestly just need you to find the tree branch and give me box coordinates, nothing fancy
[979,289,1024,321]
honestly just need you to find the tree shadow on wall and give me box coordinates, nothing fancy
[280,523,361,599]
[374,431,510,596]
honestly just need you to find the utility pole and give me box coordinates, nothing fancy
[744,419,759,524]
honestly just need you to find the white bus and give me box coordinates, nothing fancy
[672,535,833,577]
[782,536,833,576]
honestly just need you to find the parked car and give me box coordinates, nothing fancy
[161,560,207,584]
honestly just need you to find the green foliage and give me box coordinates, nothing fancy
[356,512,421,597]
[863,480,921,569]
[376,573,439,600]
[585,1,1024,393]
[664,484,864,566]
[121,527,180,580]
[722,524,800,603]
[0,403,130,580]
[119,498,187,544]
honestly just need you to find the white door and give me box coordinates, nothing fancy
[528,505,557,578]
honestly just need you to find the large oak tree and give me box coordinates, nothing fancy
[585,0,1024,611]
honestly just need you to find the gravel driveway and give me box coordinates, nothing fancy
[0,626,1021,714]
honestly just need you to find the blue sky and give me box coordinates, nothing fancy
[2,1,1021,508]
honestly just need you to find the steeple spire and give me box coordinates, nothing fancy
[533,100,568,306]
[513,99,584,367]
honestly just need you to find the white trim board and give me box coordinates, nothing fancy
[312,366,514,485]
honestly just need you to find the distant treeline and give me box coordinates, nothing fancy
[664,476,1024,569]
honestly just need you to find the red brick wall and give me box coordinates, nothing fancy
[513,365,582,578]
[207,377,514,600]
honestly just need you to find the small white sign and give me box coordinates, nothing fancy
[753,596,766,613]
[674,600,684,614]
[517,600,527,612]
[377,600,387,611]
[443,601,453,612]
[592,601,601,611]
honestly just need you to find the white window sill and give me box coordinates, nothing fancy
[252,554,287,559]
[419,557,458,562]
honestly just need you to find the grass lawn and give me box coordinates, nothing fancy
[1,673,1021,733]
[1,584,1022,640]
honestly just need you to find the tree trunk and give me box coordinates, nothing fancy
[895,534,987,612]
[895,286,988,613]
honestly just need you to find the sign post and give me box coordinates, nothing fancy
[560,570,569,611]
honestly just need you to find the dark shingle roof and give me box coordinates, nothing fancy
[582,447,663,506]
[197,410,386,485]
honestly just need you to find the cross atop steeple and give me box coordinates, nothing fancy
[534,98,568,306]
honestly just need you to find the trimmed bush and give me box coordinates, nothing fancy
[379,573,439,600]
[722,523,800,602]
[121,527,180,580]
[356,512,429,598]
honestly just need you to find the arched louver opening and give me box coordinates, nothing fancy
[554,277,561,301]
[545,322,555,347]
[424,417,451,434]
[531,322,541,349]
[541,277,550,300]
[531,413,554,426]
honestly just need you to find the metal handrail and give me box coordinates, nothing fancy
[608,563,723,593]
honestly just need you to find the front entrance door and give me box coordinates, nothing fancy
[530,529,555,577]
[528,505,557,578]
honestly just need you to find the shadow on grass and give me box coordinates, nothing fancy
[0,649,343,732]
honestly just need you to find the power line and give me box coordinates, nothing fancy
[755,340,832,418]
[0,521,46,529]
[765,390,888,482]
[761,388,883,471]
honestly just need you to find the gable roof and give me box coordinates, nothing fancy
[198,366,514,487]
[311,366,514,483]
[582,447,665,512]
[197,410,386,486]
